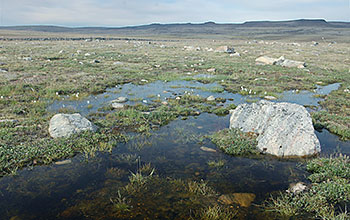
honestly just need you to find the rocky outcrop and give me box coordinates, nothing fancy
[49,113,96,138]
[229,100,320,157]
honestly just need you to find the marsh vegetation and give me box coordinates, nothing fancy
[0,30,349,219]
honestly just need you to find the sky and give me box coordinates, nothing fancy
[0,0,349,27]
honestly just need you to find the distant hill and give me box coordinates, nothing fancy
[0,19,349,40]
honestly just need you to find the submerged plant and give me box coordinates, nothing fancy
[199,205,238,220]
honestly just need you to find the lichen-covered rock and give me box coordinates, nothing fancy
[229,100,320,157]
[49,113,96,138]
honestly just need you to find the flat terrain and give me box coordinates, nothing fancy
[0,22,349,219]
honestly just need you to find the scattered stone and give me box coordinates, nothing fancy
[207,68,216,73]
[232,193,256,207]
[264,96,277,100]
[218,193,256,207]
[184,46,196,51]
[112,97,128,103]
[161,101,168,105]
[200,146,217,153]
[76,50,82,54]
[206,95,215,101]
[229,100,321,157]
[287,182,307,194]
[23,57,32,61]
[49,113,97,138]
[113,61,123,65]
[215,46,235,53]
[84,53,91,56]
[255,56,278,65]
[230,52,240,57]
[91,59,100,63]
[111,103,125,109]
[176,97,181,100]
[58,50,64,54]
[55,159,72,165]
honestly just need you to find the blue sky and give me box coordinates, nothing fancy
[0,0,349,26]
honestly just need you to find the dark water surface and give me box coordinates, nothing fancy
[0,81,348,219]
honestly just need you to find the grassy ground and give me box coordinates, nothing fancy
[0,34,349,176]
[266,154,350,219]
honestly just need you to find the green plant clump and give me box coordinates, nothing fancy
[266,154,350,219]
[210,128,259,156]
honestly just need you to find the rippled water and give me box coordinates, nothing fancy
[0,81,347,219]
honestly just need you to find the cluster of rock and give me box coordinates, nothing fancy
[229,100,320,157]
[256,56,306,68]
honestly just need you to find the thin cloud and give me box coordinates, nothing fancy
[0,0,348,26]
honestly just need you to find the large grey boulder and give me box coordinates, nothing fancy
[49,113,96,138]
[229,100,320,157]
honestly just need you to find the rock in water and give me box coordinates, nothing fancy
[206,95,215,101]
[218,193,256,207]
[49,113,96,138]
[229,100,320,157]
[112,97,128,103]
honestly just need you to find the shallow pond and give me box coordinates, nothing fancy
[0,80,348,219]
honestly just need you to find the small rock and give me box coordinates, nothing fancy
[215,46,235,53]
[264,96,277,100]
[161,101,168,105]
[113,61,123,65]
[91,59,100,63]
[176,97,181,100]
[84,53,91,56]
[233,193,256,207]
[255,56,277,65]
[206,95,215,101]
[287,182,307,194]
[207,68,216,73]
[23,57,32,61]
[218,193,256,207]
[230,52,240,57]
[200,147,217,153]
[112,97,128,103]
[55,159,72,165]
[111,103,125,109]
